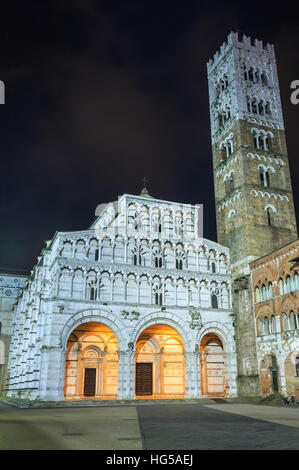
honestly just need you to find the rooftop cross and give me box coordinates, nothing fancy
[139,177,152,198]
[142,176,149,187]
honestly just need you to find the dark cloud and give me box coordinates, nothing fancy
[0,0,299,270]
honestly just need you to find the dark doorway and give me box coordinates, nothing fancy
[84,368,96,397]
[271,369,279,392]
[136,363,153,396]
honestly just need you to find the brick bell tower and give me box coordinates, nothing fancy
[207,32,298,396]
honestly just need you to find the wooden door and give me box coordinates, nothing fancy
[205,342,225,396]
[84,368,96,397]
[136,363,153,396]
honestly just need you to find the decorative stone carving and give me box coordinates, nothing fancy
[189,307,203,329]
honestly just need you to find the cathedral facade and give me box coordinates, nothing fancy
[5,192,237,401]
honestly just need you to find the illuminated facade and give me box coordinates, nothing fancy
[6,192,237,400]
[5,31,298,403]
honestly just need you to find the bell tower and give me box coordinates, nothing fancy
[207,32,298,396]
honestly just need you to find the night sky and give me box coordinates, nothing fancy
[1,0,299,271]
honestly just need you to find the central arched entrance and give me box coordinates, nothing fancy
[200,333,226,397]
[64,322,118,400]
[135,323,185,399]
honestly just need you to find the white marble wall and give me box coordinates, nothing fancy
[7,194,237,400]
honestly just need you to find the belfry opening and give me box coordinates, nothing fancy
[64,322,118,400]
[135,324,185,399]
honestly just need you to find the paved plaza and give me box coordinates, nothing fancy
[0,400,299,450]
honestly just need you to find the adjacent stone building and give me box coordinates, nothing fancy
[250,239,299,399]
[0,270,28,394]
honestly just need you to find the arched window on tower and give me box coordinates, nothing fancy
[252,99,257,114]
[259,167,264,185]
[227,140,234,155]
[253,132,264,150]
[220,146,227,160]
[267,208,272,226]
[264,205,276,227]
[247,96,251,113]
[225,173,235,195]
[218,107,231,128]
[265,102,271,115]
[258,100,264,115]
[218,113,224,128]
[223,74,229,88]
[248,67,254,82]
[259,135,265,150]
[259,167,271,188]
[261,72,268,86]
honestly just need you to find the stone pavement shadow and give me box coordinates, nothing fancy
[136,404,299,450]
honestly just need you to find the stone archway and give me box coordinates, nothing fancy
[260,354,280,396]
[200,333,227,397]
[135,323,185,399]
[64,321,118,400]
[284,352,299,398]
